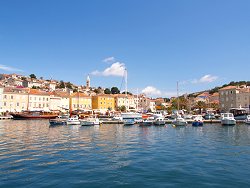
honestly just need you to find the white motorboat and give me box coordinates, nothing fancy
[123,119,135,125]
[80,117,100,126]
[140,119,153,126]
[154,117,165,125]
[172,115,188,126]
[192,115,203,126]
[245,115,250,125]
[221,113,236,126]
[67,115,81,125]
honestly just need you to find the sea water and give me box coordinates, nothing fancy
[1,120,250,187]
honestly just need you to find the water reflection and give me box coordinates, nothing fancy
[1,121,250,187]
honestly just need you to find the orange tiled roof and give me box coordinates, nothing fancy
[29,89,50,96]
[219,86,237,90]
[71,92,91,98]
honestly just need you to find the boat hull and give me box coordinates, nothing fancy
[221,119,236,126]
[192,121,203,126]
[49,119,67,126]
[172,121,187,126]
[11,113,58,120]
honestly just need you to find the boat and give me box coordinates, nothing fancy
[11,111,58,120]
[139,118,153,126]
[67,115,81,125]
[229,108,248,120]
[154,117,165,125]
[245,115,250,125]
[172,82,188,127]
[80,116,100,126]
[123,118,135,125]
[192,115,203,126]
[172,115,188,126]
[204,113,216,120]
[221,113,236,126]
[49,115,68,126]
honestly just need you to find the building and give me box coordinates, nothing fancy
[219,86,250,112]
[86,75,90,89]
[28,89,50,111]
[92,94,115,111]
[70,92,92,111]
[55,91,70,112]
[138,96,156,112]
[1,88,29,112]
[114,94,136,110]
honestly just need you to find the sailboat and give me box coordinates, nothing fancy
[172,82,188,127]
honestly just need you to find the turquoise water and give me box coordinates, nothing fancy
[1,120,250,187]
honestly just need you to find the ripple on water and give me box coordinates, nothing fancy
[1,121,250,187]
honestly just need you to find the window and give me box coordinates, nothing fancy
[4,102,6,106]
[46,104,49,107]
[4,95,7,99]
[17,102,19,107]
[11,95,13,99]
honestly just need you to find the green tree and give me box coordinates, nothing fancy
[171,97,188,110]
[104,88,111,94]
[57,80,65,88]
[65,82,73,89]
[111,87,120,94]
[29,74,37,79]
[120,105,126,112]
[122,91,133,95]
[94,88,102,94]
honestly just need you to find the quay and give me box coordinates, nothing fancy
[0,116,13,120]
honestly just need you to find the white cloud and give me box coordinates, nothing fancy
[0,64,23,72]
[192,74,218,84]
[91,62,125,77]
[103,56,115,63]
[142,86,162,96]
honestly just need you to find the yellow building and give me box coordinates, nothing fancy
[70,92,92,111]
[2,87,29,112]
[92,94,115,111]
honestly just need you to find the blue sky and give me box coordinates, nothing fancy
[0,0,249,97]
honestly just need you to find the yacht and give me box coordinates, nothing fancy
[245,115,250,125]
[192,115,203,126]
[221,113,236,126]
[154,117,165,125]
[80,116,100,126]
[67,115,81,125]
[229,108,248,120]
[172,115,188,126]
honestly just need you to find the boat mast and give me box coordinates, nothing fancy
[136,88,138,112]
[125,68,128,112]
[177,81,179,111]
